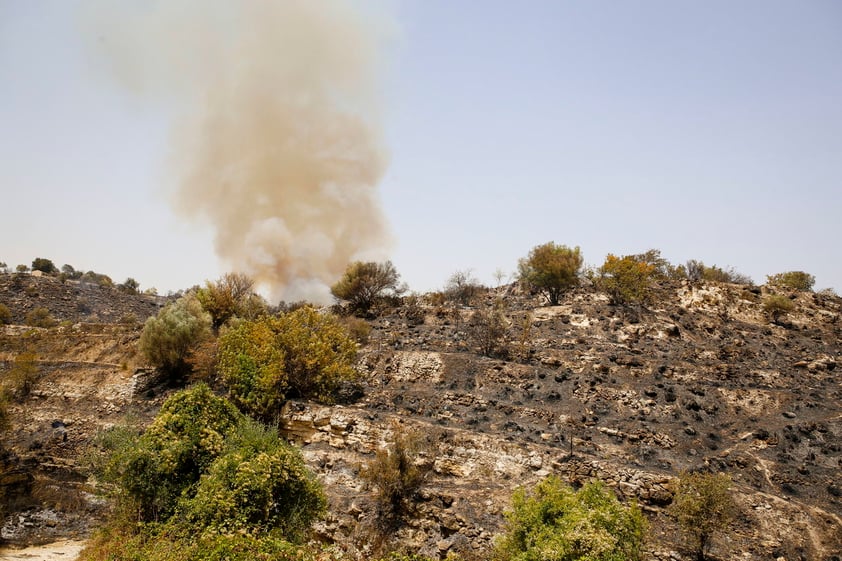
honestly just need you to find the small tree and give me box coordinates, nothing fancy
[766,270,815,292]
[0,303,11,325]
[31,257,58,275]
[25,307,57,328]
[15,264,29,273]
[495,476,647,561]
[138,294,212,376]
[518,242,582,305]
[3,351,39,400]
[597,254,656,305]
[197,272,258,331]
[331,261,403,316]
[467,298,509,357]
[670,472,735,561]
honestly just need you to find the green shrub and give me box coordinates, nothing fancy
[518,242,582,305]
[597,254,656,305]
[0,390,10,432]
[685,260,752,284]
[0,303,11,325]
[360,422,434,523]
[766,270,815,291]
[331,261,404,316]
[25,307,57,328]
[669,472,735,561]
[139,294,212,376]
[343,316,372,345]
[762,294,795,323]
[494,476,647,561]
[119,277,140,294]
[180,419,325,539]
[31,257,58,275]
[218,306,358,418]
[467,299,509,357]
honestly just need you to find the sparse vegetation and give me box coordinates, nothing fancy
[518,242,582,305]
[763,294,795,323]
[361,422,434,524]
[118,277,140,294]
[669,471,736,561]
[494,476,647,561]
[467,298,509,357]
[331,260,404,316]
[0,302,11,324]
[196,272,260,331]
[31,257,58,275]
[2,351,39,400]
[24,306,57,328]
[767,270,815,291]
[685,260,752,285]
[138,293,212,377]
[444,269,483,305]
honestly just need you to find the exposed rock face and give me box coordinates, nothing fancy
[0,275,840,560]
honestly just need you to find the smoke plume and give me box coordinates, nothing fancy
[82,1,394,302]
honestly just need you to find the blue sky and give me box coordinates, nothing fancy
[2,1,841,295]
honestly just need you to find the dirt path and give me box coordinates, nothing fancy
[0,540,85,561]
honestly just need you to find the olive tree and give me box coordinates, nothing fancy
[670,472,736,561]
[331,260,403,315]
[517,243,582,305]
[138,293,212,376]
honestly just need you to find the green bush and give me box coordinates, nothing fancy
[518,242,582,305]
[106,384,243,521]
[31,257,58,275]
[762,294,795,323]
[218,306,358,418]
[495,476,647,561]
[81,388,325,561]
[669,472,735,561]
[331,261,403,316]
[139,294,212,376]
[196,272,260,331]
[180,419,325,539]
[597,254,656,305]
[467,299,509,357]
[25,307,57,328]
[766,270,815,291]
[119,277,140,294]
[685,260,752,284]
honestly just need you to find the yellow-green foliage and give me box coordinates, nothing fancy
[766,270,815,291]
[669,472,735,560]
[495,476,646,561]
[139,294,212,375]
[518,242,582,305]
[196,272,263,331]
[597,254,656,305]
[218,306,358,418]
[0,303,11,325]
[330,260,402,315]
[763,294,795,322]
[81,386,326,561]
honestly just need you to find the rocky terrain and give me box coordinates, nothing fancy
[1,273,840,560]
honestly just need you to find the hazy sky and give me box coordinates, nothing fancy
[2,1,841,297]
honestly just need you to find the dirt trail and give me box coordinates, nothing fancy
[0,540,85,560]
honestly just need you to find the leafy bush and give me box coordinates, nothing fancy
[342,316,372,345]
[25,307,57,328]
[180,419,325,539]
[81,387,325,561]
[766,270,815,291]
[105,384,243,521]
[218,307,358,418]
[331,261,404,316]
[762,294,795,323]
[31,257,58,275]
[360,422,434,523]
[669,472,735,561]
[0,303,11,325]
[597,254,656,305]
[685,260,752,284]
[494,476,647,561]
[139,294,212,376]
[119,278,140,294]
[518,242,582,305]
[0,390,10,432]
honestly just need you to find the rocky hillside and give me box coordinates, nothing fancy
[1,274,840,560]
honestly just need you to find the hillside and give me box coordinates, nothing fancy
[1,273,840,560]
